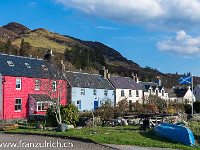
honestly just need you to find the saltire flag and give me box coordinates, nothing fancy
[179,76,192,84]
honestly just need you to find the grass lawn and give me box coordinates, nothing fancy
[4,125,199,150]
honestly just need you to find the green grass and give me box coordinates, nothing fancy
[4,126,199,150]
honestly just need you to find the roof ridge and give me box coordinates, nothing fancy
[0,53,44,61]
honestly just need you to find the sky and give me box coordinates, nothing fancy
[1,0,200,76]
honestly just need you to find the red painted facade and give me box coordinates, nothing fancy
[1,75,67,120]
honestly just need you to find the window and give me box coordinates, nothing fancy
[162,90,164,96]
[52,81,56,91]
[149,89,152,95]
[121,90,125,96]
[37,102,47,111]
[98,78,102,82]
[93,89,97,95]
[156,90,158,95]
[15,98,22,111]
[16,78,21,90]
[81,88,85,95]
[35,79,40,90]
[77,100,81,109]
[42,65,48,70]
[104,90,108,96]
[129,90,132,97]
[136,90,139,97]
[25,63,31,68]
[74,75,78,79]
[30,103,33,111]
[7,61,14,67]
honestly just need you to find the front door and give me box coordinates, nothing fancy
[94,101,98,110]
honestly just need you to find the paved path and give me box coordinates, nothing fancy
[0,133,179,150]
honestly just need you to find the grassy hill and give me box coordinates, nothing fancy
[0,22,199,87]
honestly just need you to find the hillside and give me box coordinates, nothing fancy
[0,22,199,87]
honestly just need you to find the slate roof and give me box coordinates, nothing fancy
[0,54,57,79]
[139,82,162,91]
[165,88,177,98]
[66,71,114,90]
[109,76,143,90]
[174,88,188,97]
[165,88,188,98]
[29,94,52,102]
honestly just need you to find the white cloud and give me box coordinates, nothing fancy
[29,2,37,7]
[96,26,118,30]
[55,0,200,31]
[156,31,200,57]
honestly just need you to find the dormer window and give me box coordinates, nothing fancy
[42,65,48,70]
[25,63,31,68]
[98,78,102,82]
[7,61,14,67]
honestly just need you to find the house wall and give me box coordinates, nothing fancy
[183,89,196,104]
[1,76,67,120]
[71,87,114,111]
[115,89,143,105]
[194,86,200,101]
[143,87,168,101]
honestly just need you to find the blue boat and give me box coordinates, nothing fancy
[154,122,195,146]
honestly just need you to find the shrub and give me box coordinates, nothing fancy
[46,104,79,126]
[61,104,79,126]
[184,104,192,114]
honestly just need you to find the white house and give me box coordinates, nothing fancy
[139,81,168,101]
[167,86,195,104]
[108,76,143,105]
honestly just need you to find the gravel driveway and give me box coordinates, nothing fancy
[0,133,179,150]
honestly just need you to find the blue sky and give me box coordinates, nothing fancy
[1,0,200,76]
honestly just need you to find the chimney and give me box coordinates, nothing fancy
[107,73,111,79]
[155,76,161,86]
[99,66,108,79]
[60,60,65,73]
[135,74,139,83]
[131,73,136,81]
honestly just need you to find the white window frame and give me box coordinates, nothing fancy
[35,79,40,90]
[129,90,132,97]
[136,90,139,97]
[81,88,85,95]
[93,89,97,95]
[77,100,81,110]
[15,98,22,111]
[121,90,125,97]
[37,102,48,111]
[104,90,108,96]
[52,81,56,91]
[16,78,21,90]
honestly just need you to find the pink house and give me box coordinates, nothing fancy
[0,54,67,120]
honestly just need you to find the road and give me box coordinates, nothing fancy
[0,133,178,150]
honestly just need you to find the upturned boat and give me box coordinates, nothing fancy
[154,122,195,146]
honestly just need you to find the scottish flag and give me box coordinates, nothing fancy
[179,76,192,84]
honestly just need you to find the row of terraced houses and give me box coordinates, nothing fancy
[0,53,197,120]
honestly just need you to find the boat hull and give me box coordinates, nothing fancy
[154,123,195,146]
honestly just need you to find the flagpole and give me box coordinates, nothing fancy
[192,74,194,115]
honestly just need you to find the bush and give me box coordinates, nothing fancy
[46,106,58,127]
[184,104,192,114]
[61,104,79,126]
[46,104,79,127]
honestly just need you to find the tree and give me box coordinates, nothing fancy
[146,95,168,113]
[5,39,13,55]
[116,99,128,117]
[37,58,68,125]
[94,99,115,119]
[19,39,31,56]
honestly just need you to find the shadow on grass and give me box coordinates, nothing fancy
[113,127,140,131]
[194,135,200,145]
[139,129,178,144]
